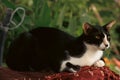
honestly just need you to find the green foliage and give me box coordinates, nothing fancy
[1,0,120,73]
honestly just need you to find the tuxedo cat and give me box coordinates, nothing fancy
[6,21,115,72]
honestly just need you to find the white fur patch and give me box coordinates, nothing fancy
[99,33,110,50]
[60,43,103,72]
[94,60,105,67]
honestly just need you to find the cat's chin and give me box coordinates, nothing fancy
[101,49,105,51]
[98,47,108,51]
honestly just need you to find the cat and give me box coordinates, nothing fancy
[6,21,116,73]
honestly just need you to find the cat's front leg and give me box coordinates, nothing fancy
[65,62,80,72]
[94,60,105,67]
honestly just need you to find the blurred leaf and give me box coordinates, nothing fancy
[33,0,51,26]
[1,0,16,9]
[57,4,66,28]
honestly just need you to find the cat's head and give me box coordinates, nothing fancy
[82,20,116,51]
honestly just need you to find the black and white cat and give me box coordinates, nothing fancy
[6,21,115,72]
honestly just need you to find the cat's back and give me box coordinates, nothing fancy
[28,27,75,46]
[29,27,73,39]
[10,27,74,45]
[7,27,74,56]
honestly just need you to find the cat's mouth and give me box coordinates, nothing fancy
[101,48,105,51]
[98,47,105,51]
[84,42,110,51]
[99,41,110,51]
[99,45,110,51]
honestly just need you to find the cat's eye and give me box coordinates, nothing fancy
[108,36,110,39]
[95,36,100,39]
[107,36,110,40]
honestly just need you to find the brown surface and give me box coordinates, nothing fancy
[0,66,120,80]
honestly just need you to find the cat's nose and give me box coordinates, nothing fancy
[105,44,108,47]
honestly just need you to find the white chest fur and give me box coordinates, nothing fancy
[60,43,103,72]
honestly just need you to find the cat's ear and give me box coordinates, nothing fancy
[82,22,93,34]
[103,20,116,32]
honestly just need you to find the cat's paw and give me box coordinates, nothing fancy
[62,67,77,73]
[94,60,105,67]
[68,68,77,73]
[65,62,80,73]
